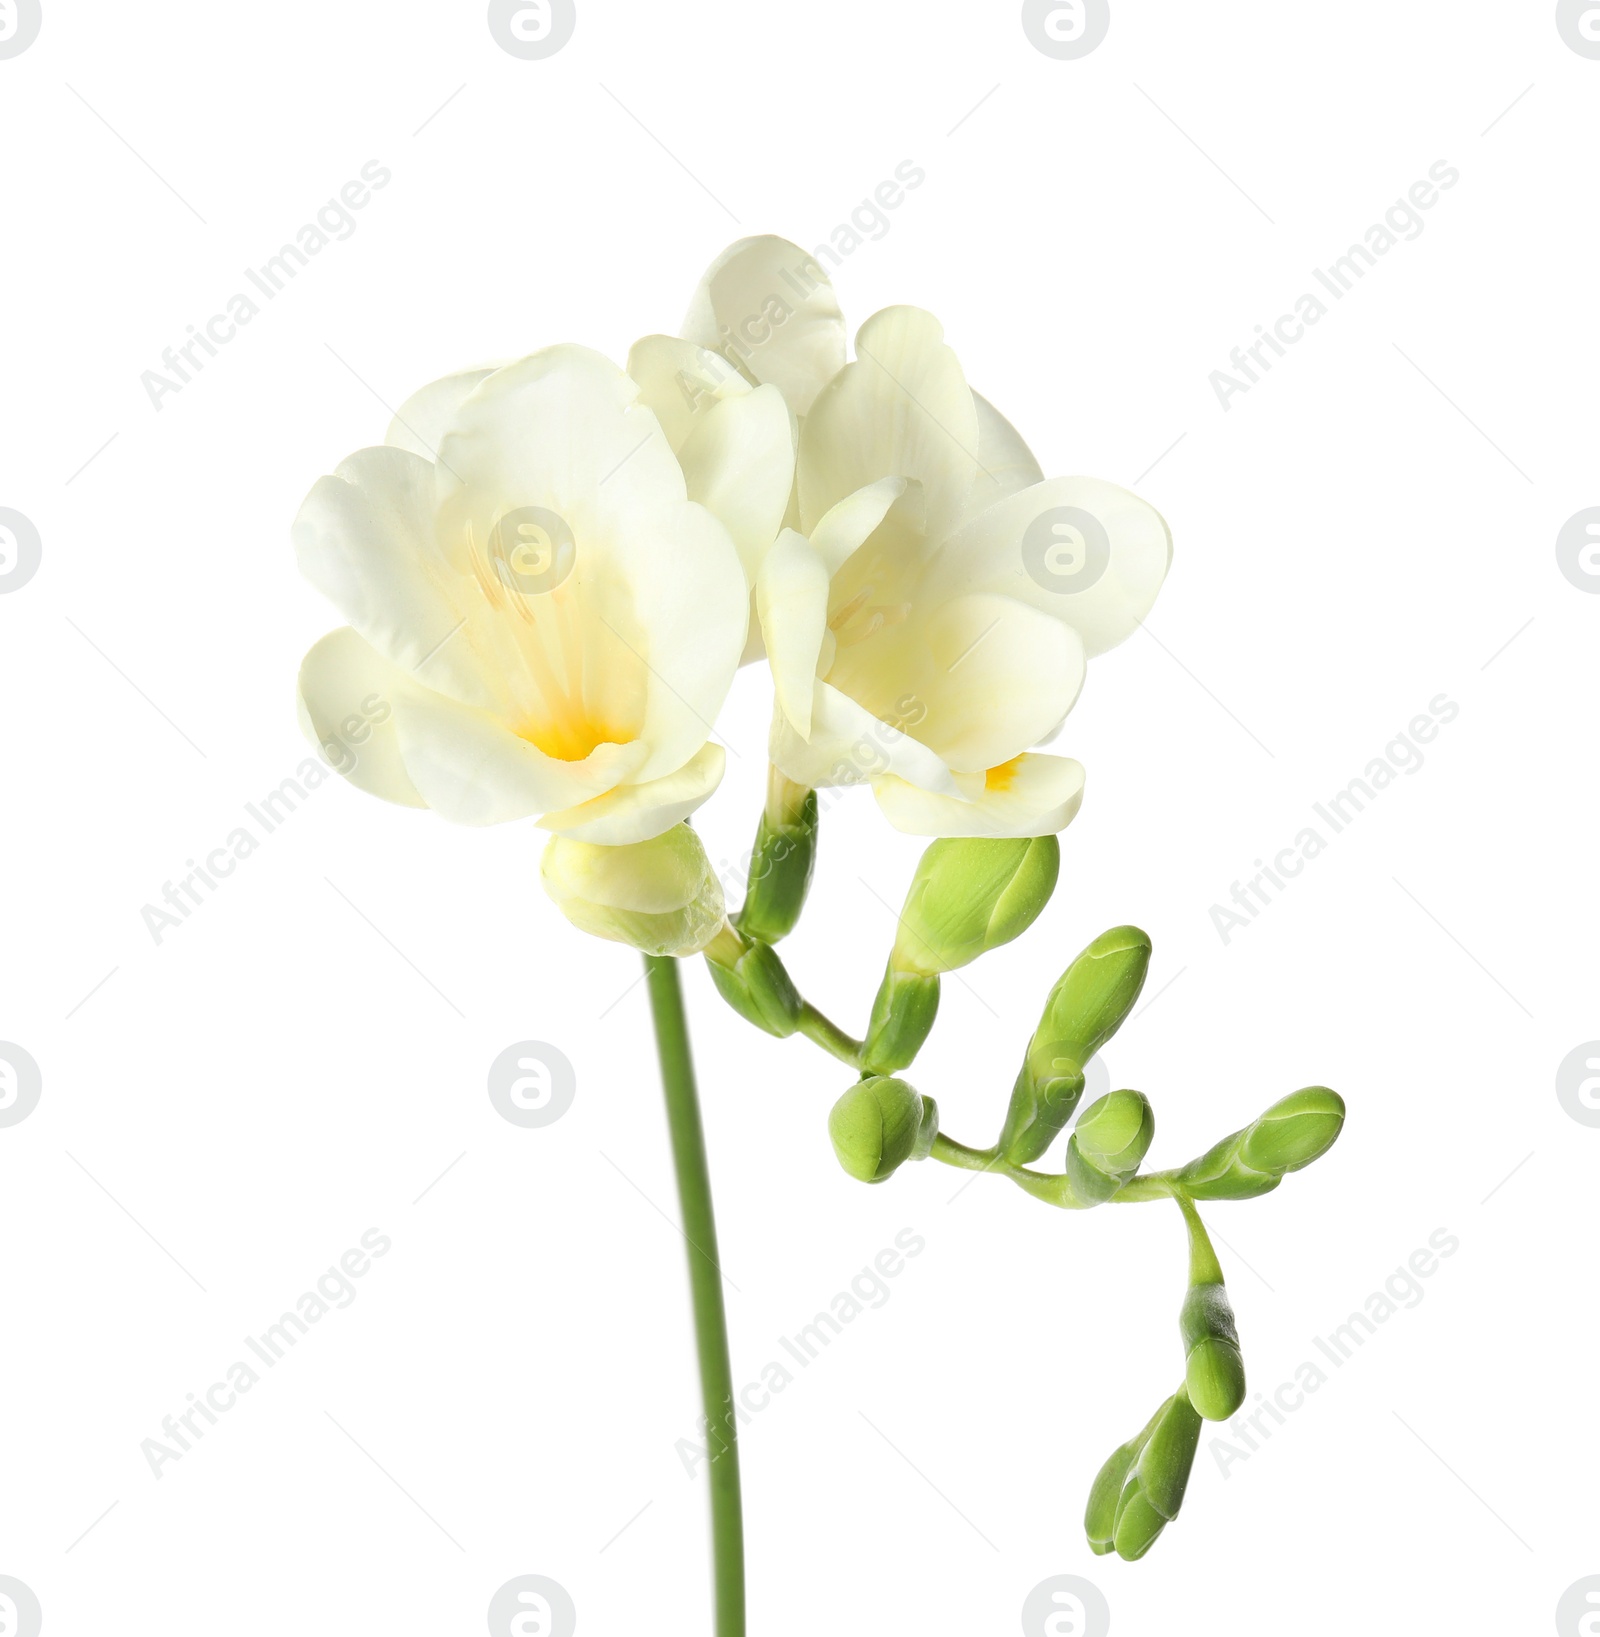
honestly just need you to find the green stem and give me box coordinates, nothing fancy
[795,1002,864,1069]
[643,955,745,1637]
[1174,1190,1224,1285]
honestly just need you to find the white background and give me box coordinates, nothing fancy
[2,2,1597,1633]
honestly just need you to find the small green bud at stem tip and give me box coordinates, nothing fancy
[828,1077,936,1183]
[997,926,1152,1164]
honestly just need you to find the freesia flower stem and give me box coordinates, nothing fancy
[1174,1190,1225,1285]
[795,1003,864,1068]
[643,954,745,1637]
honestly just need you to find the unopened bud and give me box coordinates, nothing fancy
[890,837,1059,977]
[1088,1389,1204,1562]
[1240,1087,1345,1175]
[1062,1089,1156,1205]
[1181,1282,1247,1421]
[828,1076,938,1184]
[706,931,803,1037]
[736,771,818,945]
[1179,1087,1345,1201]
[861,963,941,1075]
[998,927,1151,1165]
[541,826,725,957]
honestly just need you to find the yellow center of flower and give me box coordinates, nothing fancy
[985,757,1024,793]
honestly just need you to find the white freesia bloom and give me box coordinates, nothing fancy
[744,292,1172,839]
[294,345,751,845]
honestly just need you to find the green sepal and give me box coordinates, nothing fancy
[1181,1282,1247,1420]
[706,941,803,1038]
[861,962,941,1074]
[736,789,818,946]
[1176,1129,1280,1201]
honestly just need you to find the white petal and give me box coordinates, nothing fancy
[963,391,1043,523]
[386,367,497,460]
[292,446,492,707]
[296,628,426,809]
[769,678,962,795]
[756,530,831,739]
[798,306,981,545]
[841,593,1084,774]
[625,335,751,454]
[540,743,726,845]
[809,476,909,576]
[591,501,749,783]
[873,754,1086,837]
[436,344,686,538]
[677,383,796,581]
[393,689,648,826]
[682,235,847,416]
[923,476,1173,658]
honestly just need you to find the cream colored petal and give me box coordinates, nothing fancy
[292,445,492,707]
[296,627,426,809]
[874,593,1086,774]
[435,344,686,547]
[809,476,909,577]
[677,383,795,581]
[625,335,751,454]
[385,367,498,461]
[923,476,1173,658]
[962,391,1044,523]
[539,743,725,846]
[682,235,847,416]
[589,501,749,784]
[873,754,1086,838]
[798,306,981,544]
[393,690,648,826]
[756,529,831,739]
[769,678,963,795]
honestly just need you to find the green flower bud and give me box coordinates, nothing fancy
[1181,1282,1247,1420]
[828,1076,939,1184]
[1088,1390,1203,1562]
[541,826,725,957]
[706,935,803,1038]
[890,837,1059,977]
[1062,1089,1156,1205]
[861,963,941,1075]
[998,927,1152,1165]
[1240,1087,1345,1175]
[1135,1388,1203,1522]
[1085,1432,1148,1556]
[736,773,818,946]
[1111,1475,1167,1561]
[1178,1087,1345,1201]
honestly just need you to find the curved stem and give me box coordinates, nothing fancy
[643,955,745,1637]
[1174,1189,1225,1285]
[795,1002,864,1069]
